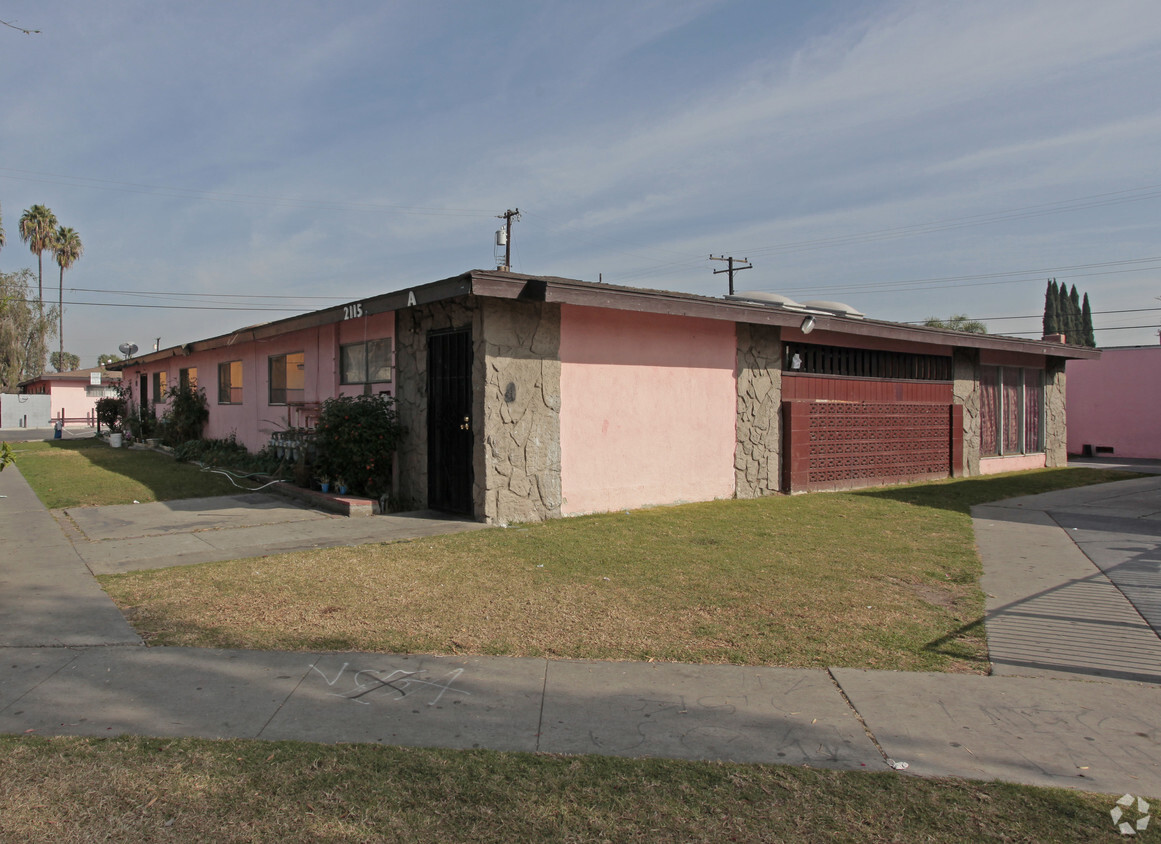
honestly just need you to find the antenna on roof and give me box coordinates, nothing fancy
[710,255,752,295]
[496,208,520,271]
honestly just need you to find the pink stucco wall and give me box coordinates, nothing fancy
[122,311,395,453]
[50,382,102,424]
[558,305,737,515]
[1067,346,1161,458]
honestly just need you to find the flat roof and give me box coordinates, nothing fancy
[112,270,1100,368]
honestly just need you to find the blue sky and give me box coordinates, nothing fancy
[1,0,1159,365]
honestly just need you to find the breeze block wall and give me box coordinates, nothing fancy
[782,401,960,493]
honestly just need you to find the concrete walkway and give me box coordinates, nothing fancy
[1,461,1159,798]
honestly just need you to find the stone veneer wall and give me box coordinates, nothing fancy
[735,323,783,497]
[393,296,485,514]
[953,349,980,476]
[1044,358,1067,467]
[480,299,562,524]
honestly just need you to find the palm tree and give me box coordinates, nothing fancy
[18,204,57,305]
[52,226,83,359]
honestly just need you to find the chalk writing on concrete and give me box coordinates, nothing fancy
[309,662,470,707]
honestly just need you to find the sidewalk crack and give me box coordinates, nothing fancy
[826,668,893,767]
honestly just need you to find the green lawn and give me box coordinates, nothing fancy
[0,735,1123,843]
[100,467,1135,671]
[8,439,251,508]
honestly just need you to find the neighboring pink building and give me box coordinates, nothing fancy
[1067,345,1161,459]
[19,367,121,427]
[115,271,1096,524]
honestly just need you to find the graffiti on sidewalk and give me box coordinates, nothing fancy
[309,662,471,707]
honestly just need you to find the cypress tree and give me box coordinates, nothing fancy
[1081,292,1096,347]
[1057,284,1073,342]
[1068,285,1082,345]
[1043,278,1060,336]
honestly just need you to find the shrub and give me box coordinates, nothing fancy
[313,394,404,498]
[95,397,125,433]
[159,384,209,446]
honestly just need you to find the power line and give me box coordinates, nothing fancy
[66,286,346,300]
[10,296,300,312]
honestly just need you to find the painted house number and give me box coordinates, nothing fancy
[343,303,364,320]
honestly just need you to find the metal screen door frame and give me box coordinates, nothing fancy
[427,327,474,515]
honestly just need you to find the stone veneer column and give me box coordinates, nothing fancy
[953,348,980,476]
[734,322,783,498]
[1043,358,1067,467]
[393,296,484,514]
[480,299,562,524]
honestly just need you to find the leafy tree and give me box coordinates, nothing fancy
[51,225,83,359]
[0,200,6,252]
[18,204,57,305]
[923,314,988,333]
[0,268,57,388]
[50,351,80,372]
[1081,293,1096,347]
[97,352,122,367]
[1043,279,1060,336]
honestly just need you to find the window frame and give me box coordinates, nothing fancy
[980,366,1045,457]
[218,360,243,405]
[179,366,198,391]
[339,338,393,386]
[268,351,306,405]
[151,371,167,400]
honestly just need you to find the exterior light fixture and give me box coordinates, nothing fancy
[801,315,816,334]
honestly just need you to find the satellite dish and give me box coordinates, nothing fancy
[118,342,139,357]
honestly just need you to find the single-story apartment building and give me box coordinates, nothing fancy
[18,367,121,427]
[1067,345,1161,459]
[114,270,1098,524]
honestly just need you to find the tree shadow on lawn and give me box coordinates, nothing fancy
[24,439,241,504]
[850,469,1141,517]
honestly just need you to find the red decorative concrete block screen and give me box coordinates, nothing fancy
[783,401,963,493]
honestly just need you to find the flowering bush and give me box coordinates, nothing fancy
[313,394,404,498]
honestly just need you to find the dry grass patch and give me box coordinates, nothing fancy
[0,735,1126,843]
[101,468,1136,671]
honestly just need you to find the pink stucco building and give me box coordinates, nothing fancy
[19,367,121,427]
[115,270,1096,524]
[1067,345,1161,459]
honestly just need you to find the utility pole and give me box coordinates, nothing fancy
[710,255,752,295]
[497,208,520,271]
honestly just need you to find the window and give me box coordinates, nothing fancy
[269,352,305,404]
[340,338,393,385]
[783,342,951,381]
[980,367,1044,456]
[152,371,167,399]
[179,367,198,390]
[218,360,243,404]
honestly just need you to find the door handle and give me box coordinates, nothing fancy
[460,416,470,431]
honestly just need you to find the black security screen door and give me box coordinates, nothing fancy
[427,328,474,515]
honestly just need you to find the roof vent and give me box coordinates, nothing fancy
[800,300,865,319]
[725,291,807,311]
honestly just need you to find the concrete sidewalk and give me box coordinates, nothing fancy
[2,462,1160,798]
